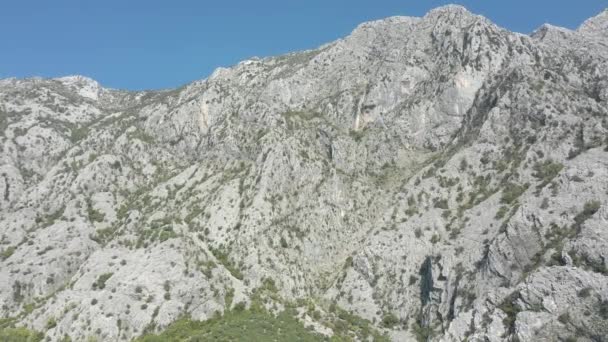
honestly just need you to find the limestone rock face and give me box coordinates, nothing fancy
[1,5,607,341]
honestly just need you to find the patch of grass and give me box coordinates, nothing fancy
[134,309,323,342]
[1,246,16,261]
[0,327,44,342]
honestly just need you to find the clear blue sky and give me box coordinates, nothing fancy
[1,0,606,90]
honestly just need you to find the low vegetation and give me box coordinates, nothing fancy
[532,160,563,192]
[0,326,43,342]
[135,309,323,342]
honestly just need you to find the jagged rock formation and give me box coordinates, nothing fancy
[1,5,608,341]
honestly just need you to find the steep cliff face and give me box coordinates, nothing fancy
[1,5,607,341]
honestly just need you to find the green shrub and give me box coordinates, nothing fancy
[540,197,550,209]
[87,200,105,223]
[90,227,116,245]
[498,292,521,334]
[381,313,399,328]
[495,206,509,219]
[532,160,563,191]
[599,300,608,319]
[411,321,435,342]
[261,277,278,293]
[209,247,244,280]
[92,273,113,290]
[573,200,601,232]
[500,183,529,204]
[578,287,592,298]
[70,126,88,143]
[557,312,571,325]
[433,198,449,210]
[45,317,57,330]
[1,246,16,261]
[224,288,235,309]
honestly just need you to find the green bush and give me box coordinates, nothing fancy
[209,247,244,280]
[500,183,529,204]
[45,317,57,330]
[70,126,88,143]
[498,292,521,334]
[1,246,16,261]
[557,312,571,325]
[381,313,399,328]
[578,287,592,298]
[280,236,288,248]
[599,300,608,319]
[495,205,509,219]
[573,200,601,232]
[433,198,449,210]
[411,321,435,342]
[532,160,563,191]
[87,200,105,223]
[224,288,235,309]
[92,273,113,290]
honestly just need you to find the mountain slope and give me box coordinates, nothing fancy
[1,5,607,341]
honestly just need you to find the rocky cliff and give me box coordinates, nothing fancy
[1,5,607,341]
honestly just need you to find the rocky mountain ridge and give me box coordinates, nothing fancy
[1,5,607,341]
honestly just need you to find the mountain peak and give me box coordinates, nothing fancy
[426,4,470,15]
[578,7,608,36]
[55,75,99,86]
[531,23,573,40]
[422,4,486,27]
[55,75,101,100]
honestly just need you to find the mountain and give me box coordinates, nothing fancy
[1,5,607,341]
